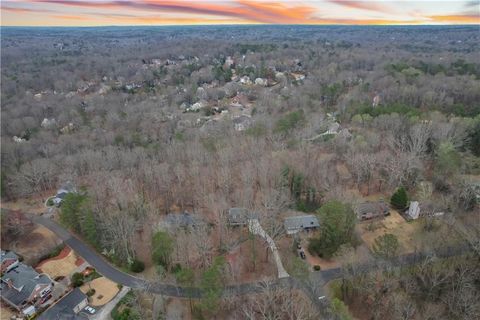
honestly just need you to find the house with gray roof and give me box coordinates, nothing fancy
[227,208,257,226]
[162,212,204,229]
[37,288,88,320]
[1,250,19,273]
[284,215,320,235]
[1,263,53,311]
[52,181,77,206]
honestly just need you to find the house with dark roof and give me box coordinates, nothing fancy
[162,212,204,229]
[1,250,19,273]
[1,263,53,311]
[284,215,320,235]
[37,288,88,320]
[227,208,257,226]
[355,201,390,221]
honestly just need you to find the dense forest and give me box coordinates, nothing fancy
[1,25,479,319]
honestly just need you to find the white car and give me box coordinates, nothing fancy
[85,306,96,314]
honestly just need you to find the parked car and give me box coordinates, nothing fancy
[85,306,96,314]
[299,251,306,259]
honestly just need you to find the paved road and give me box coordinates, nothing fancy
[29,214,297,298]
[25,211,473,315]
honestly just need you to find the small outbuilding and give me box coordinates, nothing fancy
[406,201,420,220]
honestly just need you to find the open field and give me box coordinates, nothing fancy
[358,210,420,254]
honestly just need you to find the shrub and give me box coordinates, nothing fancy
[86,289,96,297]
[313,265,321,271]
[391,187,408,210]
[71,272,84,287]
[129,259,145,273]
[171,263,182,274]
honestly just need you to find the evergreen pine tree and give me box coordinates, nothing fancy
[391,187,408,209]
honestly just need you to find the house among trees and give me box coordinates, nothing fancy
[52,182,76,206]
[355,201,390,221]
[162,212,204,229]
[1,261,53,313]
[1,250,19,273]
[284,215,320,235]
[227,208,257,226]
[37,288,88,320]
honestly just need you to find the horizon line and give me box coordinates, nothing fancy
[2,23,479,28]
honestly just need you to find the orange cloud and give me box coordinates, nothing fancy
[1,5,55,14]
[327,0,392,13]
[428,14,480,24]
[2,0,480,26]
[51,14,91,21]
[25,0,318,23]
[238,0,316,22]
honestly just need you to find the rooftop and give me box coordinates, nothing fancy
[284,215,320,231]
[37,288,87,320]
[355,201,389,215]
[1,263,52,307]
[1,250,19,263]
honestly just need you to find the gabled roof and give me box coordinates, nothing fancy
[284,215,320,230]
[1,250,19,263]
[1,263,52,307]
[37,288,87,320]
[165,212,203,228]
[355,202,389,216]
[2,263,50,289]
[227,208,257,224]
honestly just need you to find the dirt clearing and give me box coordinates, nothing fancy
[37,246,79,278]
[81,277,119,306]
[358,210,420,254]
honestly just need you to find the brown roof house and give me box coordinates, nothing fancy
[355,201,390,221]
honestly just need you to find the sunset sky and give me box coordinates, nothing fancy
[1,0,479,26]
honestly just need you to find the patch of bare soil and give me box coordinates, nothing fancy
[0,304,16,320]
[80,277,119,306]
[358,210,420,254]
[37,247,79,278]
